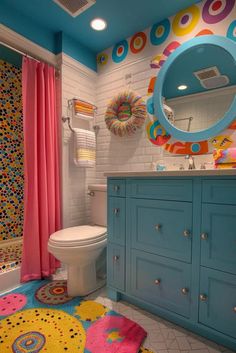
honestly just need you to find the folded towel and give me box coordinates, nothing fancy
[215,163,236,169]
[74,99,95,118]
[213,148,236,164]
[73,128,96,168]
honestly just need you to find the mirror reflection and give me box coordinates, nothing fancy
[162,44,236,132]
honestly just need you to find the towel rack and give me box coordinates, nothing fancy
[62,116,100,134]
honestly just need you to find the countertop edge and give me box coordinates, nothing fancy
[104,169,236,177]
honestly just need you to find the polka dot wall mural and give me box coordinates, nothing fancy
[112,40,128,63]
[202,0,235,24]
[172,5,200,36]
[150,19,170,45]
[0,60,23,244]
[130,32,147,53]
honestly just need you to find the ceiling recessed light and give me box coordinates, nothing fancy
[178,85,188,90]
[90,18,107,31]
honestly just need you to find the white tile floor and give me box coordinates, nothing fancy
[53,270,235,353]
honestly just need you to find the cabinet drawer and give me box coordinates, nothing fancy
[201,204,236,275]
[108,197,126,246]
[202,179,236,204]
[128,198,192,262]
[129,250,191,318]
[199,267,236,339]
[107,244,125,291]
[108,179,126,197]
[127,179,192,201]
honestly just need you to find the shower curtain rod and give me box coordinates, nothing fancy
[0,41,59,71]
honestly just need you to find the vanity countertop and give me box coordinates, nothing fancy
[104,169,236,177]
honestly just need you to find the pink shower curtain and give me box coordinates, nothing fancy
[21,57,61,282]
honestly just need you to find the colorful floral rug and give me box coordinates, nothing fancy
[0,280,154,353]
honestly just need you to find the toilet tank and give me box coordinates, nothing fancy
[88,184,107,227]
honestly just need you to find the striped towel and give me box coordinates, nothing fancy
[74,99,95,117]
[73,128,96,168]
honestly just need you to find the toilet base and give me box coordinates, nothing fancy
[67,262,106,297]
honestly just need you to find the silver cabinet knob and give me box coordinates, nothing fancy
[87,191,95,196]
[155,224,162,231]
[199,294,208,301]
[181,287,189,295]
[154,279,161,285]
[113,255,120,261]
[113,208,119,215]
[183,230,191,237]
[114,185,120,192]
[201,233,208,240]
[233,306,236,313]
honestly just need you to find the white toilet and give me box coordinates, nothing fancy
[48,184,107,297]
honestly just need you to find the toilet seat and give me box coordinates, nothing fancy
[49,225,107,247]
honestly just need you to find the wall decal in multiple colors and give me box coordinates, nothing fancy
[150,19,170,45]
[150,41,180,69]
[97,53,108,65]
[130,32,147,53]
[98,0,236,68]
[227,20,236,40]
[112,40,128,63]
[172,5,200,36]
[0,60,23,242]
[196,28,214,35]
[202,0,235,24]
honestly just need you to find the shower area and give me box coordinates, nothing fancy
[0,44,24,292]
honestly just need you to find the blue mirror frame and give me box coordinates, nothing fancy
[153,35,236,142]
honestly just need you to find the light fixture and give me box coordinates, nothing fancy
[90,18,107,31]
[178,84,188,90]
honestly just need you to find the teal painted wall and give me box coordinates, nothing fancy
[0,2,96,71]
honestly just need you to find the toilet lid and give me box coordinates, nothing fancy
[49,225,107,247]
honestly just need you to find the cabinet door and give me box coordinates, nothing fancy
[129,249,191,318]
[129,198,192,262]
[108,197,126,246]
[199,267,236,339]
[107,244,125,291]
[201,204,236,275]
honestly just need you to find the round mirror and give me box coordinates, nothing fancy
[154,36,236,142]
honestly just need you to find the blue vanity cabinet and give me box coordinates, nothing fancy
[107,176,236,351]
[107,181,126,293]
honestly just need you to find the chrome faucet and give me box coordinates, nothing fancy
[185,155,196,170]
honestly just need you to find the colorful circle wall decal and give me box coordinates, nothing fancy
[227,20,236,41]
[196,28,214,36]
[150,19,170,45]
[130,32,147,54]
[97,53,108,65]
[35,280,73,305]
[0,308,86,353]
[202,0,235,24]
[112,40,128,63]
[172,5,200,36]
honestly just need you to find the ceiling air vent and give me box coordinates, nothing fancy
[194,66,229,90]
[194,66,220,80]
[53,0,96,17]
